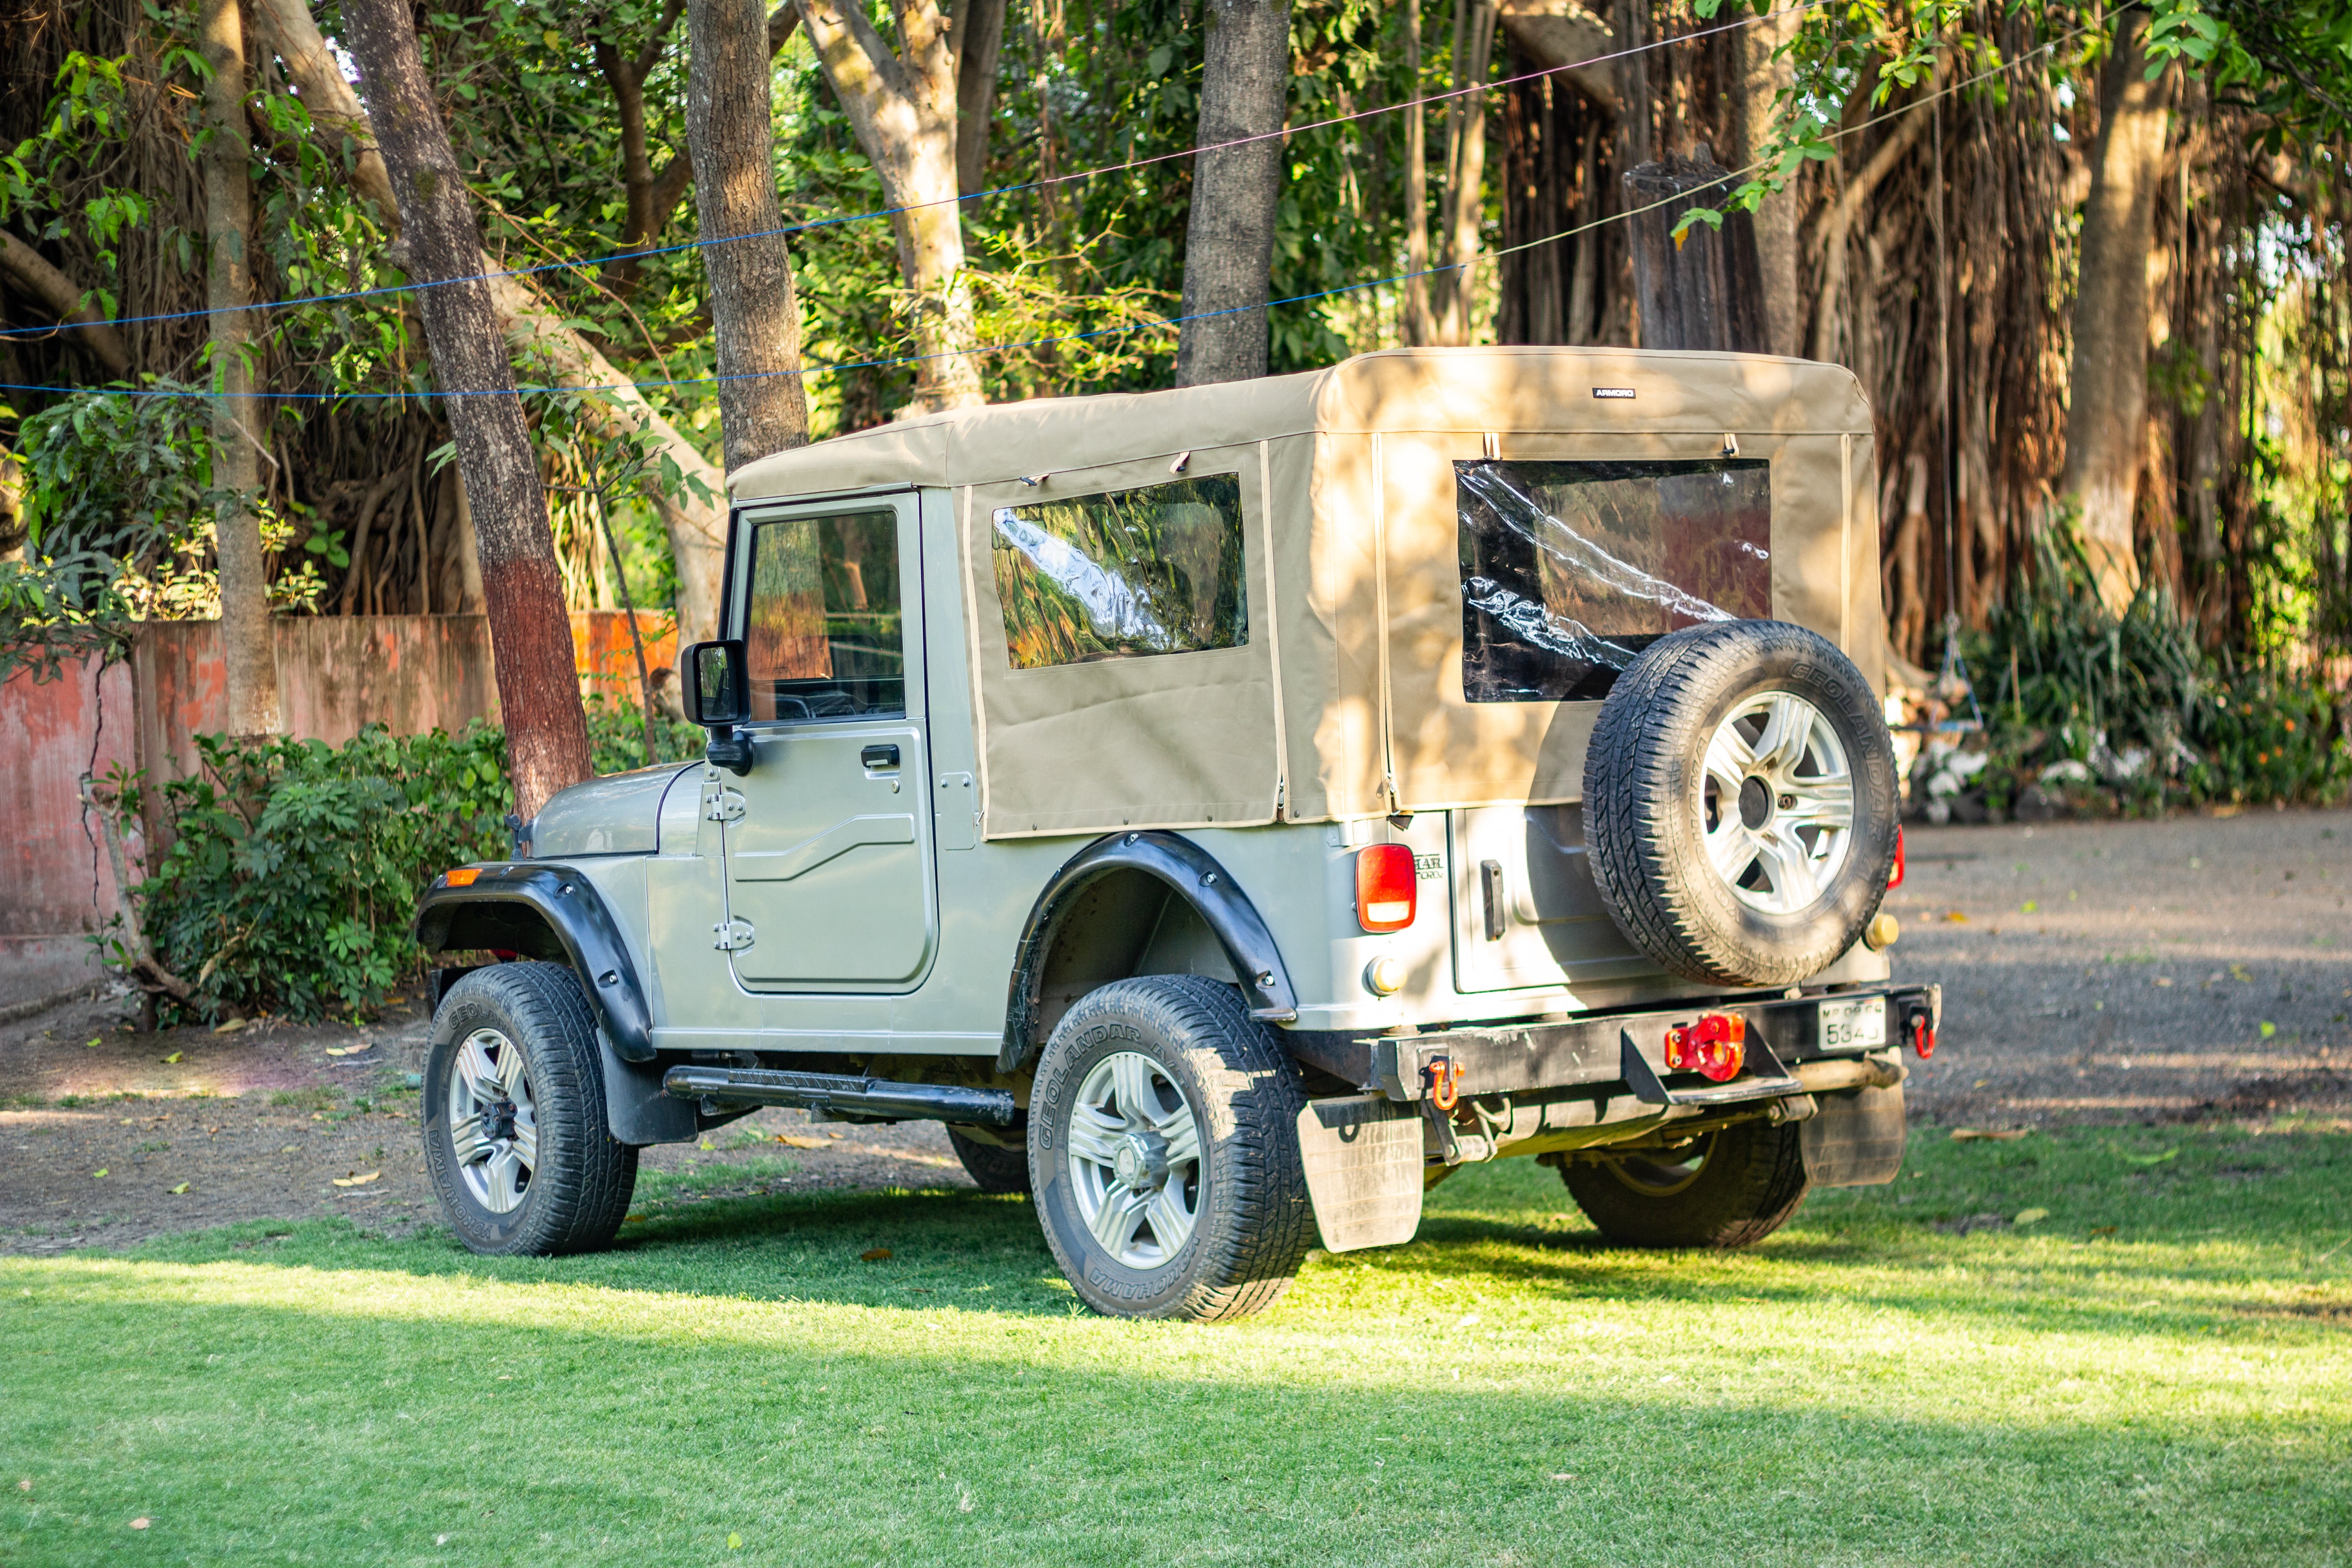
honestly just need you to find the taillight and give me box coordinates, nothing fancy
[1355,843,1416,932]
[1888,826,1906,889]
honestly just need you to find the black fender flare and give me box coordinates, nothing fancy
[998,831,1298,1074]
[413,864,656,1063]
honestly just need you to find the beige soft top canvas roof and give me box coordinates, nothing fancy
[731,347,1874,500]
[732,348,1882,839]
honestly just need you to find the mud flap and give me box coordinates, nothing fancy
[1295,1095,1424,1252]
[1800,1083,1907,1186]
[598,1027,696,1147]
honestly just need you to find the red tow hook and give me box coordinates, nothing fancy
[1904,1006,1938,1060]
[1421,1055,1462,1111]
[1664,1012,1746,1083]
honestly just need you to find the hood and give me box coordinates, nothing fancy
[529,763,696,858]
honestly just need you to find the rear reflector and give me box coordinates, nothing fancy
[1889,826,1906,889]
[1355,843,1416,933]
[445,867,480,887]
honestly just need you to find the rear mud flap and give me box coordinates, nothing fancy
[1295,1095,1424,1252]
[1800,1083,1907,1186]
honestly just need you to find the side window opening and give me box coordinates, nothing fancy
[991,474,1249,668]
[744,509,905,721]
[1457,458,1770,703]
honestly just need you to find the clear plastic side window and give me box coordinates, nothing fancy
[991,474,1248,668]
[1457,459,1770,703]
[744,510,905,720]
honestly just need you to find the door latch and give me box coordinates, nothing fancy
[705,789,746,824]
[711,918,756,952]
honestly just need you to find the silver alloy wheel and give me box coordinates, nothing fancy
[446,1026,538,1215]
[1063,1051,1204,1269]
[1700,691,1855,914]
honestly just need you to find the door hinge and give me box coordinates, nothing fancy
[711,918,756,953]
[705,789,746,824]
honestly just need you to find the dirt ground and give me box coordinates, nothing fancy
[1887,804,2352,1129]
[4,805,2346,1254]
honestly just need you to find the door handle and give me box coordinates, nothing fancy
[1480,860,1506,941]
[861,744,901,770]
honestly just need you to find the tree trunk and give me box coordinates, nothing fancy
[2059,12,2174,612]
[251,0,734,640]
[202,0,281,739]
[0,232,130,376]
[952,0,1007,197]
[338,0,591,820]
[1431,0,1496,346]
[689,0,813,473]
[1403,0,1435,346]
[1623,155,1765,352]
[1729,0,1802,357]
[1173,0,1291,385]
[794,0,985,412]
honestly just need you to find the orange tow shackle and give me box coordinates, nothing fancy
[1663,1012,1747,1083]
[1421,1055,1462,1112]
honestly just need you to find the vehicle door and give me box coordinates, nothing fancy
[719,494,937,990]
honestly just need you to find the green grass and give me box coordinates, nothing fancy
[3,1124,2347,1566]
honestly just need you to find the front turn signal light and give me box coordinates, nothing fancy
[444,867,480,887]
[1355,843,1416,933]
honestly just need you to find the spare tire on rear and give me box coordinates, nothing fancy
[1583,620,1898,988]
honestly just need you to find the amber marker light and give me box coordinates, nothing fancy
[1355,843,1416,933]
[444,868,481,887]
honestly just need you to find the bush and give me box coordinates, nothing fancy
[111,702,707,1025]
[118,725,511,1024]
[1960,529,2351,813]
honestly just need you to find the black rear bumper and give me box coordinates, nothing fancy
[1287,984,1941,1105]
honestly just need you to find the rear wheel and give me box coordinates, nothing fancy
[946,1126,1032,1194]
[1029,975,1312,1322]
[422,962,637,1257]
[1561,1119,1811,1249]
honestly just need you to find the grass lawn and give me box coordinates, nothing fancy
[4,1121,2347,1567]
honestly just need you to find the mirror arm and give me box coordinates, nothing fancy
[705,723,754,777]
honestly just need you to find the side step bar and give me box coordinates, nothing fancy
[1618,1028,1804,1107]
[662,1063,1019,1128]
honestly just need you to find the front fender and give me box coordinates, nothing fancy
[999,831,1298,1074]
[414,864,655,1063]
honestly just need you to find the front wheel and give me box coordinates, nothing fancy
[422,962,638,1257]
[1560,1118,1811,1249]
[1029,976,1313,1322]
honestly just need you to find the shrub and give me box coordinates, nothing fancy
[119,724,511,1024]
[1962,529,2351,813]
[109,702,710,1025]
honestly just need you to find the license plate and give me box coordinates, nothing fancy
[1818,997,1887,1051]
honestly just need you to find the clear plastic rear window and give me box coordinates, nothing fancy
[992,475,1249,668]
[1457,459,1769,703]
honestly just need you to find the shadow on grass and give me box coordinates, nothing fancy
[92,1124,2350,1348]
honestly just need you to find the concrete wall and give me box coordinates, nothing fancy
[0,611,675,1009]
[0,656,136,1009]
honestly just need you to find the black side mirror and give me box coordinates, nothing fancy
[680,639,753,775]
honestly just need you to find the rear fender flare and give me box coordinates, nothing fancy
[999,831,1298,1074]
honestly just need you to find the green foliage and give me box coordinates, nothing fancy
[105,706,700,1024]
[1964,527,2351,812]
[119,725,512,1024]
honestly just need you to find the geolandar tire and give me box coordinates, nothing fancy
[1029,975,1313,1322]
[1584,619,1899,988]
[1561,1119,1811,1249]
[946,1126,1033,1195]
[422,961,638,1257]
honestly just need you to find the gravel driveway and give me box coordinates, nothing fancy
[4,807,2344,1254]
[1887,805,2352,1127]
